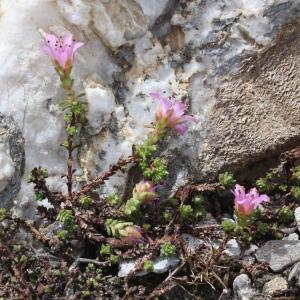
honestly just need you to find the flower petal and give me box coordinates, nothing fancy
[172,101,186,117]
[43,33,59,48]
[182,114,197,123]
[174,123,188,135]
[258,194,270,203]
[232,184,246,197]
[71,42,84,59]
[56,50,69,69]
[249,187,259,199]
[41,45,55,60]
[150,92,172,114]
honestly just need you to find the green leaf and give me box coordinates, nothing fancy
[221,219,236,233]
[179,204,193,221]
[218,172,236,187]
[105,219,134,238]
[143,259,154,272]
[160,242,176,257]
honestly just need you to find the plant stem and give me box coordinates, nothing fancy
[64,79,76,201]
[74,156,136,200]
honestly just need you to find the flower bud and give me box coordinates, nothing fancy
[133,181,157,203]
[119,225,143,244]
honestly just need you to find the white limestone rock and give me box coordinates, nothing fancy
[295,207,300,232]
[136,0,171,26]
[0,144,15,193]
[85,81,116,135]
[0,0,299,218]
[91,0,148,48]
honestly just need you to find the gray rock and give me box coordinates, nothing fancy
[283,233,299,241]
[40,221,64,239]
[2,0,300,214]
[233,274,256,300]
[262,276,288,296]
[197,19,300,182]
[295,207,300,232]
[244,244,258,256]
[0,114,24,208]
[256,240,300,272]
[153,256,181,274]
[92,0,148,48]
[242,256,255,265]
[79,0,300,203]
[118,259,146,277]
[198,213,218,225]
[118,255,180,277]
[288,262,300,287]
[181,233,203,254]
[280,226,297,234]
[224,239,241,257]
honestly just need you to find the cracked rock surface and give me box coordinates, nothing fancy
[0,0,299,216]
[0,114,25,208]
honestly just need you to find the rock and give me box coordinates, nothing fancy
[198,213,218,225]
[244,244,258,256]
[136,0,171,26]
[280,226,297,234]
[118,255,180,277]
[181,233,203,254]
[288,262,300,287]
[262,276,288,296]
[84,80,116,135]
[118,259,146,277]
[295,207,300,232]
[91,0,148,48]
[283,233,299,241]
[256,240,300,272]
[0,114,24,208]
[0,0,300,216]
[153,256,181,274]
[253,273,275,290]
[190,1,300,181]
[233,274,256,300]
[180,233,226,255]
[40,221,64,239]
[224,239,241,257]
[242,256,255,265]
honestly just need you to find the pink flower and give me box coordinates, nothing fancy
[41,32,84,70]
[150,92,196,135]
[134,180,157,203]
[233,184,270,216]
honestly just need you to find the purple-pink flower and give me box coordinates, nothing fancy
[41,32,84,70]
[150,92,196,135]
[233,184,270,216]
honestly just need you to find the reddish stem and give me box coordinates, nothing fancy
[65,86,76,201]
[74,156,136,200]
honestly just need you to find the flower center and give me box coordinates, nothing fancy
[48,36,73,52]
